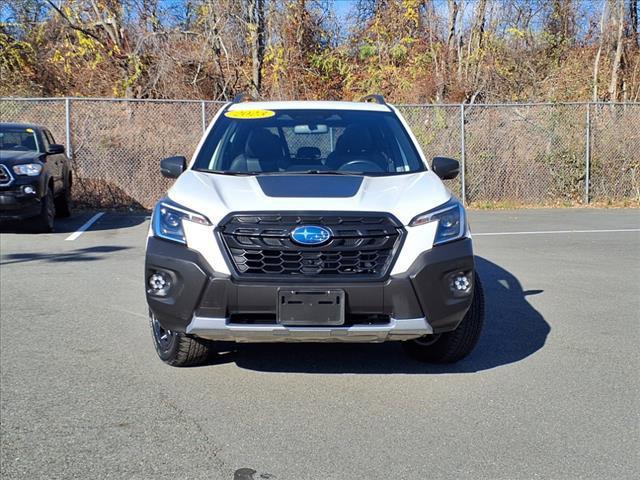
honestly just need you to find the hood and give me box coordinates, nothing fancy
[0,150,44,166]
[168,170,451,226]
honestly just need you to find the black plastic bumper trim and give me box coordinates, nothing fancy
[145,236,475,335]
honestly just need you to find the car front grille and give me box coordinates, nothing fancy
[0,164,13,187]
[218,213,404,280]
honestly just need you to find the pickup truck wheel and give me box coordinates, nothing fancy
[31,187,55,233]
[403,273,485,363]
[55,181,72,217]
[149,313,213,367]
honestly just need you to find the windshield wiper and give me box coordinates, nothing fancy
[198,168,422,177]
[198,169,363,176]
[300,170,360,175]
[255,170,361,176]
[196,170,253,176]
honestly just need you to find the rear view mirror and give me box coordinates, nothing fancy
[431,157,460,180]
[160,156,186,178]
[294,124,328,134]
[47,144,65,155]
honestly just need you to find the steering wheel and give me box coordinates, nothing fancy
[337,159,385,173]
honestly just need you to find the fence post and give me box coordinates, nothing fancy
[201,101,206,134]
[65,97,73,159]
[460,103,466,205]
[585,103,591,204]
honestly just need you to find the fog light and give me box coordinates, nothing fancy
[148,271,172,297]
[448,272,472,296]
[22,185,36,195]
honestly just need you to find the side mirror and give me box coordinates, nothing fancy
[431,157,460,180]
[47,144,65,155]
[160,156,187,179]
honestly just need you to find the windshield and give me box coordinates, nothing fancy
[0,126,40,153]
[193,109,425,175]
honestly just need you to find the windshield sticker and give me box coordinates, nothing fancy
[224,109,275,120]
[25,128,34,133]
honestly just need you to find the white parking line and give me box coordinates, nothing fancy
[474,228,640,237]
[65,213,105,241]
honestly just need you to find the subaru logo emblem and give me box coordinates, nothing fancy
[290,226,331,246]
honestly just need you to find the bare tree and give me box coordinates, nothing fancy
[440,0,459,99]
[465,0,487,85]
[630,0,639,48]
[546,0,577,47]
[5,0,640,103]
[247,0,265,97]
[609,0,626,100]
[593,0,608,101]
[446,0,459,52]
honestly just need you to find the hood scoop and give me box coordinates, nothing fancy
[256,175,363,198]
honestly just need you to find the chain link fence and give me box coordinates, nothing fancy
[1,98,638,209]
[68,99,223,208]
[463,104,587,204]
[398,105,463,197]
[589,104,640,202]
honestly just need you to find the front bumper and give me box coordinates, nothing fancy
[186,316,431,343]
[145,236,475,342]
[0,179,42,220]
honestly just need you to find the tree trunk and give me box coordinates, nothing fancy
[424,0,441,101]
[248,0,265,97]
[446,0,459,51]
[593,1,608,101]
[609,0,626,100]
[468,0,487,84]
[630,0,639,48]
[444,0,459,98]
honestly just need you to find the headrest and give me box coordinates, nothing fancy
[336,125,373,154]
[296,146,321,160]
[22,136,37,150]
[245,128,283,159]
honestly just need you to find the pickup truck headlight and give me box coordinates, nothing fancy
[409,197,466,246]
[152,199,211,245]
[13,163,42,176]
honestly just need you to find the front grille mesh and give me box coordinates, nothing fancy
[0,165,12,186]
[218,213,403,279]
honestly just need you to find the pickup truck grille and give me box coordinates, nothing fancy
[218,213,404,280]
[0,164,13,187]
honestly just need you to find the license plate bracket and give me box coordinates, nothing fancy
[277,289,345,326]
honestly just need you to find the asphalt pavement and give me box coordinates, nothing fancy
[1,208,639,480]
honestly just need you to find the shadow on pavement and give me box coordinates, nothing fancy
[0,245,131,266]
[0,212,148,234]
[228,256,550,374]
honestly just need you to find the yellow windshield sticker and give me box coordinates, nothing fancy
[25,128,34,133]
[224,109,275,120]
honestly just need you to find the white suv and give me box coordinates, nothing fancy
[145,96,484,366]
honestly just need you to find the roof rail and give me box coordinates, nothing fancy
[360,94,386,105]
[232,93,256,103]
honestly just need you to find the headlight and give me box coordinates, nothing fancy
[409,197,466,246]
[13,163,42,176]
[152,199,211,245]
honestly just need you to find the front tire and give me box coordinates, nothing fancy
[32,187,55,233]
[149,313,214,367]
[403,272,485,363]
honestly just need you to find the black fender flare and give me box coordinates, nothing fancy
[39,173,53,198]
